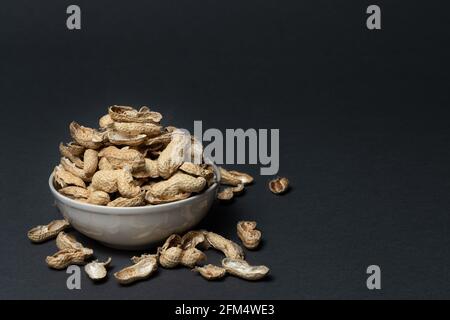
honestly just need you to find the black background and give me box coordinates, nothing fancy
[1,0,450,299]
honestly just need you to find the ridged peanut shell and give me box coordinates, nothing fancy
[59,143,84,168]
[99,114,114,129]
[87,190,110,206]
[148,172,206,198]
[83,149,98,177]
[237,221,261,249]
[114,256,158,285]
[53,165,86,189]
[46,248,93,270]
[98,146,145,171]
[112,122,162,137]
[180,248,206,268]
[27,219,70,243]
[269,177,289,194]
[204,232,244,260]
[159,247,183,268]
[59,186,90,199]
[107,191,145,207]
[69,122,104,149]
[56,231,84,250]
[91,170,118,193]
[157,131,191,179]
[84,258,111,281]
[107,131,147,147]
[116,168,141,198]
[222,258,269,281]
[193,264,226,280]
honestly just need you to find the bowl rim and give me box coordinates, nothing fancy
[49,162,220,215]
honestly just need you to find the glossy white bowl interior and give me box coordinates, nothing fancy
[49,167,219,250]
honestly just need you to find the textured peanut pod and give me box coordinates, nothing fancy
[217,184,244,201]
[181,231,209,250]
[112,122,162,137]
[91,170,118,193]
[217,188,234,201]
[157,131,191,179]
[107,130,147,147]
[107,191,145,207]
[180,248,206,268]
[59,142,84,168]
[69,122,104,149]
[59,186,90,200]
[84,258,111,281]
[132,158,159,179]
[193,264,226,281]
[83,149,99,177]
[99,114,114,129]
[145,132,172,150]
[219,167,253,186]
[159,247,183,268]
[221,258,269,281]
[179,162,214,180]
[237,221,261,250]
[204,232,245,260]
[60,157,91,182]
[148,172,206,198]
[98,146,145,171]
[53,165,86,189]
[56,231,85,250]
[269,177,289,194]
[145,192,191,205]
[98,157,114,170]
[87,190,110,205]
[46,248,93,270]
[116,167,141,198]
[27,219,70,243]
[109,105,162,124]
[114,255,158,285]
[161,234,182,250]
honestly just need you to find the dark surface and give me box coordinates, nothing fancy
[1,0,450,299]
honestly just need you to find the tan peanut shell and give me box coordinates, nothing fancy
[159,247,183,268]
[107,191,145,207]
[53,165,86,189]
[59,142,84,168]
[219,167,253,186]
[237,221,261,249]
[132,158,159,179]
[83,149,99,177]
[269,177,289,194]
[107,130,147,147]
[116,167,141,198]
[217,187,234,201]
[179,162,214,180]
[147,172,206,198]
[157,131,191,179]
[98,157,114,170]
[59,186,90,200]
[27,219,70,243]
[145,132,172,150]
[114,255,158,285]
[69,122,104,149]
[84,258,111,281]
[109,105,162,124]
[91,170,118,193]
[60,157,91,182]
[204,232,244,260]
[56,231,85,250]
[145,192,191,205]
[222,258,269,281]
[46,248,93,270]
[112,122,162,137]
[181,231,208,250]
[98,146,145,171]
[131,253,159,264]
[193,264,226,280]
[99,114,114,128]
[87,190,110,205]
[180,247,206,268]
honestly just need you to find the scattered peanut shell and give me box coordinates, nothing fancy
[114,255,158,285]
[217,184,244,201]
[180,247,206,268]
[222,258,269,281]
[269,177,289,194]
[204,232,244,260]
[46,248,93,270]
[159,247,183,268]
[27,219,70,243]
[181,231,208,250]
[227,170,254,185]
[193,264,227,281]
[237,221,261,249]
[84,258,112,281]
[56,231,85,250]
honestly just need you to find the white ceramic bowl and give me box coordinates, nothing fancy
[49,165,219,250]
